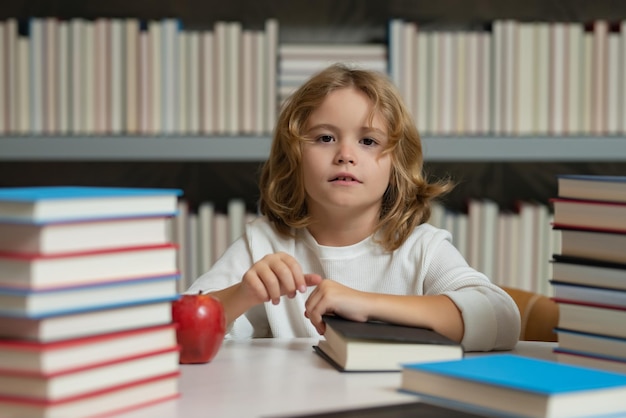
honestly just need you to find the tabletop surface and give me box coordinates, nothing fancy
[118,338,557,418]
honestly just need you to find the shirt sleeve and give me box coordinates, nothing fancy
[424,238,521,351]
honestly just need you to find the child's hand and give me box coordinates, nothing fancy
[304,280,371,334]
[240,252,322,306]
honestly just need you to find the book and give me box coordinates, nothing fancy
[0,243,178,290]
[0,346,179,401]
[313,315,463,372]
[556,299,626,339]
[0,301,173,342]
[551,198,626,233]
[552,255,626,291]
[0,186,182,223]
[555,228,626,265]
[400,354,626,418]
[0,372,180,418]
[0,275,179,318]
[555,328,626,366]
[0,324,177,374]
[0,216,172,255]
[555,348,626,375]
[551,280,626,308]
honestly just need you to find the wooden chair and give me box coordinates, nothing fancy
[501,286,559,342]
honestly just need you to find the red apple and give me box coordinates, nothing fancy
[171,292,226,364]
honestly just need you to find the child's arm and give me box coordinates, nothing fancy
[304,283,464,342]
[209,252,322,327]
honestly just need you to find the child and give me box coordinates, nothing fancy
[187,64,520,351]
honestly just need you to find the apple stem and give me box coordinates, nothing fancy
[199,290,203,295]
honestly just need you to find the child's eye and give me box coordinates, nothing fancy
[317,135,335,143]
[361,137,377,146]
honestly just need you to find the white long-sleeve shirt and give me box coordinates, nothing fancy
[187,216,520,351]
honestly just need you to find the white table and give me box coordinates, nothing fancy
[119,338,556,418]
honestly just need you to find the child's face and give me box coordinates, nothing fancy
[301,87,392,220]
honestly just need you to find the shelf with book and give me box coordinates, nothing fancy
[2,135,626,162]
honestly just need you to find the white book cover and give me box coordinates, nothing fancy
[44,18,58,135]
[466,199,483,270]
[125,19,139,134]
[149,20,162,134]
[214,21,227,134]
[57,20,69,134]
[465,32,479,134]
[188,212,199,285]
[69,19,84,134]
[174,200,189,293]
[581,32,593,134]
[503,20,517,135]
[387,19,403,91]
[591,20,608,135]
[416,30,430,135]
[534,23,550,135]
[6,19,18,133]
[198,201,215,273]
[94,19,108,134]
[531,202,551,295]
[565,22,583,135]
[161,19,179,135]
[516,201,536,292]
[501,212,521,289]
[0,20,6,134]
[491,20,504,134]
[17,36,31,134]
[213,212,229,263]
[429,32,440,134]
[429,201,445,229]
[177,31,189,134]
[29,18,44,134]
[226,21,242,135]
[402,21,417,117]
[478,31,491,135]
[253,31,266,135]
[452,211,468,261]
[83,21,95,134]
[453,32,467,134]
[517,23,535,135]
[139,29,150,134]
[201,31,215,135]
[241,30,254,134]
[110,19,124,134]
[606,32,620,134]
[479,199,499,280]
[228,198,247,244]
[621,21,626,134]
[264,18,279,134]
[188,31,200,134]
[549,23,566,135]
[439,31,455,134]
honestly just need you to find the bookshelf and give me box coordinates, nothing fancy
[1,136,626,162]
[2,1,626,241]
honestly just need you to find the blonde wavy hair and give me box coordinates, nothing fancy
[259,63,454,251]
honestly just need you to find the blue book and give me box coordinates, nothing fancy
[0,186,183,223]
[400,354,626,418]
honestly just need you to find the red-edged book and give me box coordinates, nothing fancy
[0,346,180,402]
[0,371,180,418]
[0,324,177,375]
[551,198,626,233]
[0,243,178,290]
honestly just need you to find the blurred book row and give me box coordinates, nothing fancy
[2,17,626,136]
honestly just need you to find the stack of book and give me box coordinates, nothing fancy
[550,174,626,373]
[0,186,183,417]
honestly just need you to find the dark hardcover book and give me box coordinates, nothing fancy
[314,315,463,372]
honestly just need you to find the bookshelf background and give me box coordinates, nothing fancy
[2,0,626,293]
